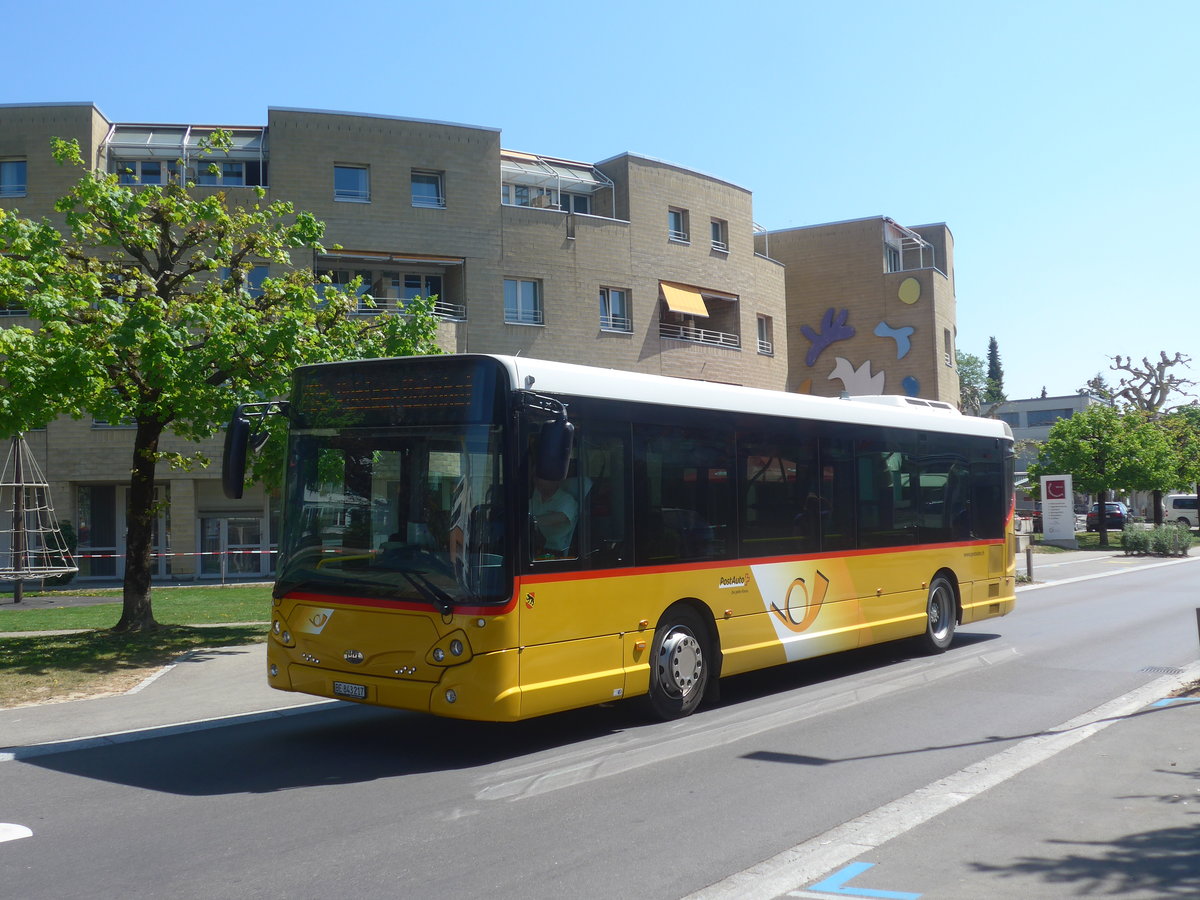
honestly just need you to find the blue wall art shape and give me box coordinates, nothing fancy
[873,321,914,359]
[801,308,855,367]
[902,375,921,396]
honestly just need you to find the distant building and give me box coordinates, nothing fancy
[984,394,1106,472]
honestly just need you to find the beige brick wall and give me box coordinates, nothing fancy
[759,217,959,404]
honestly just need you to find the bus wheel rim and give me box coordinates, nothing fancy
[658,628,703,699]
[929,583,952,640]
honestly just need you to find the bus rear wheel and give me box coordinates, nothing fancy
[647,608,710,720]
[919,575,957,654]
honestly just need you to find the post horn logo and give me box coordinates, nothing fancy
[770,571,830,634]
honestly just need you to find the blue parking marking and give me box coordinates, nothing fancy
[807,862,921,899]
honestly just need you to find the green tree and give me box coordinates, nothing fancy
[956,350,986,413]
[1107,352,1196,523]
[985,336,1006,403]
[1161,405,1200,497]
[1028,404,1145,547]
[0,137,440,631]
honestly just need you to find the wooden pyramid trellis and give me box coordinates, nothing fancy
[0,435,78,603]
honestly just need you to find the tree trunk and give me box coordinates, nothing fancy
[114,420,164,632]
[1152,489,1163,527]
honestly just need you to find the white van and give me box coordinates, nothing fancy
[1164,494,1198,527]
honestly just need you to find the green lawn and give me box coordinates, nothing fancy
[0,584,274,632]
[0,584,273,708]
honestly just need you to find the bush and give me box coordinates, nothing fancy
[1122,525,1150,555]
[1126,523,1192,557]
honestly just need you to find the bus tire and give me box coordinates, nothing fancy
[918,574,957,654]
[647,607,710,720]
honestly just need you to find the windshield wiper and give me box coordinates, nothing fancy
[396,569,456,616]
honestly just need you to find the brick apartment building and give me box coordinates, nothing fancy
[0,102,962,581]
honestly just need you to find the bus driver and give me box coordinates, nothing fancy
[530,475,578,558]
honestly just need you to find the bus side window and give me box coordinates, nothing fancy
[738,430,820,559]
[634,423,734,566]
[580,427,630,568]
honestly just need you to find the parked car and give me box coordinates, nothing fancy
[1086,501,1128,531]
[1164,494,1197,528]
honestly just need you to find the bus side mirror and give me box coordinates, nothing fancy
[222,411,251,500]
[536,416,575,483]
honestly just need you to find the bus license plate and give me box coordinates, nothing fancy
[333,681,367,700]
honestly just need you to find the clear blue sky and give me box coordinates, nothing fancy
[8,0,1197,401]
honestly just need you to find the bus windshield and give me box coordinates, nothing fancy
[275,358,510,607]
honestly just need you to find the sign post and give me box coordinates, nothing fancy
[1041,475,1078,549]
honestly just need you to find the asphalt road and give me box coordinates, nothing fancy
[3,555,1198,899]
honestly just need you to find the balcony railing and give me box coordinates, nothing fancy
[600,314,632,332]
[660,322,740,349]
[505,307,544,326]
[351,298,467,321]
[757,339,774,355]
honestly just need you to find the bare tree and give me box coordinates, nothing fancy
[1110,352,1196,413]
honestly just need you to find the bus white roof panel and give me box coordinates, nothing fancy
[491,355,1011,441]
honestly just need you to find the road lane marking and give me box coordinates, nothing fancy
[0,823,33,843]
[799,861,920,898]
[1018,554,1200,592]
[683,659,1200,900]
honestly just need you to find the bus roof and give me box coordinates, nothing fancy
[490,355,1012,441]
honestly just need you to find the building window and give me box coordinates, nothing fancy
[885,242,902,273]
[113,159,182,185]
[561,191,590,214]
[944,329,954,366]
[316,268,372,309]
[502,183,559,208]
[196,160,260,186]
[504,278,543,325]
[0,159,28,196]
[334,165,370,202]
[599,288,631,332]
[1026,408,1074,427]
[220,265,269,298]
[411,170,445,208]
[757,315,774,355]
[711,219,728,252]
[668,207,689,242]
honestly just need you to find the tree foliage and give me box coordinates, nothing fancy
[956,350,986,414]
[1027,404,1165,546]
[985,336,1006,403]
[0,137,441,630]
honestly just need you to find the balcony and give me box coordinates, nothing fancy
[351,298,467,321]
[660,322,740,349]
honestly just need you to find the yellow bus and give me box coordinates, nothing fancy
[223,354,1016,721]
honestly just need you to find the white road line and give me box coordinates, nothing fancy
[682,659,1200,900]
[0,823,33,842]
[1019,553,1200,592]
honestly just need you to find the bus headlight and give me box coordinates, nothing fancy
[427,630,472,666]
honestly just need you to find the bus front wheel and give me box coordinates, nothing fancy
[647,607,710,719]
[919,575,957,654]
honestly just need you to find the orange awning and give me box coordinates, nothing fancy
[660,282,709,318]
